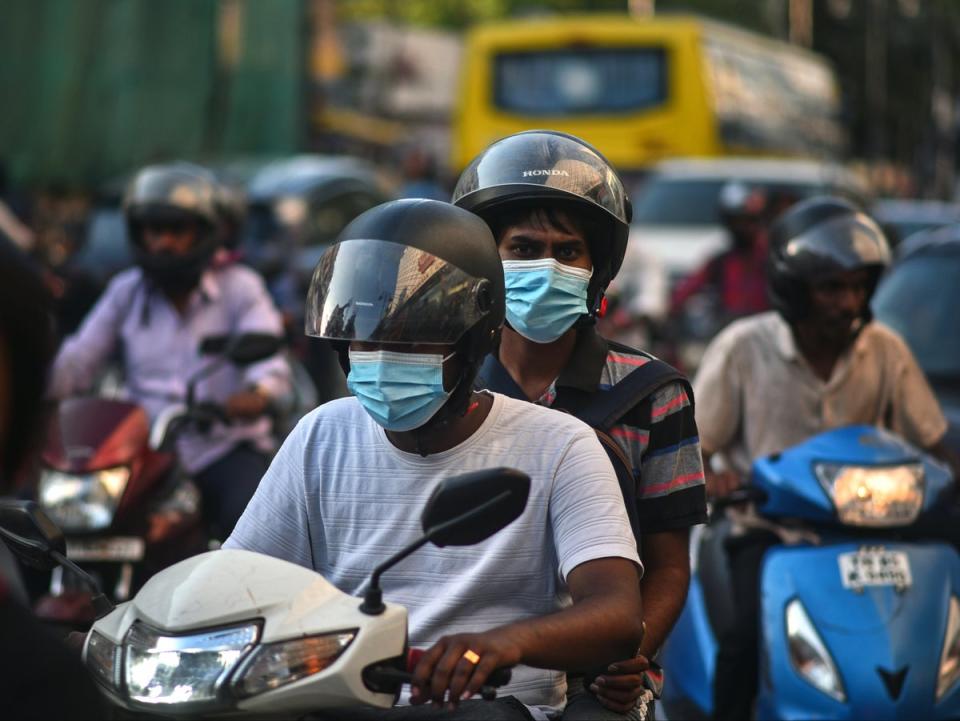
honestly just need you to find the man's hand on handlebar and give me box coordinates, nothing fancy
[705,467,741,500]
[410,630,521,710]
[225,389,270,420]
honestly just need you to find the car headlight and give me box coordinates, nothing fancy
[815,463,924,527]
[233,630,356,698]
[786,598,845,702]
[938,596,960,700]
[86,630,122,691]
[39,466,130,531]
[124,621,259,706]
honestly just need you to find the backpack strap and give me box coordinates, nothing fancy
[575,358,691,432]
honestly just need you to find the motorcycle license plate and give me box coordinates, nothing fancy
[838,547,911,590]
[67,537,145,562]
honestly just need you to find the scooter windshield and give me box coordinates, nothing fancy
[305,238,490,345]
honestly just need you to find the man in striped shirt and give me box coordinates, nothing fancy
[454,131,706,719]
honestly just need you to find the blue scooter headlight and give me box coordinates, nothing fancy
[785,598,846,702]
[815,463,924,527]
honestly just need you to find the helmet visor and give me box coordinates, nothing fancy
[305,239,491,345]
[453,133,629,224]
[784,213,891,277]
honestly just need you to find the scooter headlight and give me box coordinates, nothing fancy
[937,596,960,700]
[815,463,924,527]
[233,630,356,698]
[39,466,130,531]
[124,621,259,706]
[786,598,846,702]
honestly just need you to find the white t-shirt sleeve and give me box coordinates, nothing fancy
[550,428,643,582]
[222,416,315,570]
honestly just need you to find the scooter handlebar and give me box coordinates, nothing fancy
[362,651,513,700]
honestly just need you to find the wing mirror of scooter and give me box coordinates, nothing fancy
[199,333,285,366]
[420,467,531,547]
[0,499,67,570]
[0,500,115,619]
[360,468,531,616]
[186,333,285,408]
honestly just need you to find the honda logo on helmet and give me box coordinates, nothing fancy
[522,169,570,177]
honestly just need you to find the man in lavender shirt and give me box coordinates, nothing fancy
[49,163,291,537]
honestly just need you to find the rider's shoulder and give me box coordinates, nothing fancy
[708,311,780,353]
[495,394,604,448]
[860,320,915,357]
[102,266,145,300]
[289,397,370,439]
[209,263,270,296]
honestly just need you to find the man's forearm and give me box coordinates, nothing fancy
[489,564,643,671]
[638,565,689,658]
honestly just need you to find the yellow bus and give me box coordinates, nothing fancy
[453,15,846,173]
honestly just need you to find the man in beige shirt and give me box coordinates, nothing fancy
[692,197,956,719]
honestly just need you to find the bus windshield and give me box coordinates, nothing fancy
[493,47,666,115]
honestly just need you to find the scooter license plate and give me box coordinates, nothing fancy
[838,547,912,590]
[67,537,145,562]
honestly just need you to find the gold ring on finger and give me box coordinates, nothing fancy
[462,649,480,665]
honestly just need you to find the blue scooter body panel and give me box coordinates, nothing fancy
[758,542,960,720]
[660,571,716,715]
[661,426,959,719]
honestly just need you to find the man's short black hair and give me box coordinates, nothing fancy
[0,239,55,483]
[487,200,602,251]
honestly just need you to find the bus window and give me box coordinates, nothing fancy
[493,47,667,116]
[454,16,846,172]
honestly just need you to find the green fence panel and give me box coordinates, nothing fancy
[0,0,303,189]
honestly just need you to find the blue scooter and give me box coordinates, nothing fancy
[660,425,960,720]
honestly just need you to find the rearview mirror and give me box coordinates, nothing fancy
[359,467,531,615]
[421,468,530,547]
[199,333,284,366]
[0,500,67,570]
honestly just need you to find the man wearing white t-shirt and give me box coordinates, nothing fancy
[225,200,643,720]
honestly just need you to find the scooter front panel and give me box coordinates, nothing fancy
[759,541,960,720]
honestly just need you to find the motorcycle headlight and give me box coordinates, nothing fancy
[39,466,130,531]
[124,621,259,706]
[85,630,122,691]
[786,598,845,702]
[815,463,924,527]
[937,596,960,700]
[233,630,356,698]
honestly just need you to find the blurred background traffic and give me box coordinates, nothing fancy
[1,0,958,399]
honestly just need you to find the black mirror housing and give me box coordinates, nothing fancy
[0,500,67,570]
[199,333,284,366]
[421,468,530,547]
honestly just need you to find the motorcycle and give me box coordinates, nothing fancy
[30,333,284,627]
[0,467,526,716]
[660,425,960,719]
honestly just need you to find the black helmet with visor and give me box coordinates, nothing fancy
[305,199,504,419]
[124,162,221,293]
[451,130,631,316]
[767,196,891,323]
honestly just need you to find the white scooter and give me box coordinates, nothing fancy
[0,467,528,717]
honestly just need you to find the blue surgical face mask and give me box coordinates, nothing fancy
[347,350,455,432]
[502,259,593,344]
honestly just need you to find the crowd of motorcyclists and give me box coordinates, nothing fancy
[1,126,958,721]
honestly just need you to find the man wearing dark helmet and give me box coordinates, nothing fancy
[225,199,645,719]
[453,130,707,719]
[693,196,957,719]
[49,162,291,538]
